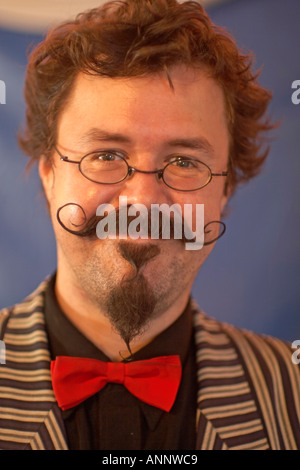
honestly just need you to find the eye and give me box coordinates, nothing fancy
[81,150,128,182]
[169,157,198,168]
[90,152,121,162]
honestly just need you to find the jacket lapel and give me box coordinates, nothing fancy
[192,300,270,450]
[0,280,68,450]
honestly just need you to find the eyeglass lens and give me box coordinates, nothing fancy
[80,152,211,190]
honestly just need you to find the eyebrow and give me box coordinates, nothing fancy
[78,128,132,145]
[165,137,214,155]
[78,128,214,155]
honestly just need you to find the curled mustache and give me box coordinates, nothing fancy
[56,202,226,246]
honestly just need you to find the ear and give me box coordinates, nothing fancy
[39,156,55,200]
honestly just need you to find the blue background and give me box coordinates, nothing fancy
[0,0,299,340]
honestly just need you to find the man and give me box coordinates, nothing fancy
[0,0,299,450]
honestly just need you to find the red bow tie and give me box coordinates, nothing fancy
[51,355,182,412]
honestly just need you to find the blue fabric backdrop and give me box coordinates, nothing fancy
[0,0,299,341]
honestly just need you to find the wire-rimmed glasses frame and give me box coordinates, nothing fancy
[54,146,229,192]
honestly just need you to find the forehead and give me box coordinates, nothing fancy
[57,65,229,157]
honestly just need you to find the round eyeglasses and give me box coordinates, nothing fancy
[55,147,228,191]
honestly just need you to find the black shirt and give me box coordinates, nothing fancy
[44,274,197,450]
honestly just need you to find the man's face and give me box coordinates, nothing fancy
[40,65,229,344]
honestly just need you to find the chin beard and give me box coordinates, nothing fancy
[103,241,160,356]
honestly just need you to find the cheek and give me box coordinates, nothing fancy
[176,186,225,225]
[49,170,123,221]
[173,187,226,252]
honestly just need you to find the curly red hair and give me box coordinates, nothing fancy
[18,0,275,195]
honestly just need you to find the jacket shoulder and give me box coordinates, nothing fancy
[0,279,49,339]
[192,300,298,371]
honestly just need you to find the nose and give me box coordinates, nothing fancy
[118,165,171,208]
[128,167,164,183]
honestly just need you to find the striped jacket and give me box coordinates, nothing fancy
[0,279,299,450]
